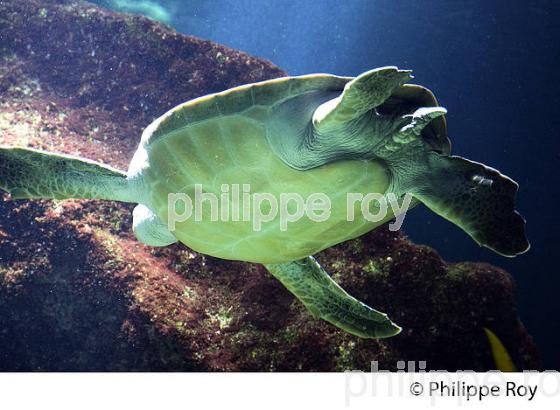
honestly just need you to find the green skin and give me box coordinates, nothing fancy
[0,67,529,339]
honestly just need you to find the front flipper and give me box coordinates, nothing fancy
[264,256,401,338]
[408,153,530,257]
[313,66,413,133]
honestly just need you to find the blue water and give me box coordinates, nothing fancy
[94,0,560,368]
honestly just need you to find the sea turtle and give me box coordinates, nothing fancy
[0,67,529,338]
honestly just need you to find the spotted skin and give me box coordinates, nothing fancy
[407,153,529,257]
[0,146,134,202]
[266,256,401,338]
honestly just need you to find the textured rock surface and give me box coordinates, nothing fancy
[0,0,539,371]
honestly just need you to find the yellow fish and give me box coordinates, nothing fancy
[483,327,517,372]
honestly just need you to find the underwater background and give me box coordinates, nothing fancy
[89,0,560,370]
[0,0,557,370]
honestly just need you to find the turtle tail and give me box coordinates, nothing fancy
[403,152,529,257]
[0,146,137,202]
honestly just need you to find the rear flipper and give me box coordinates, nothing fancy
[0,146,135,202]
[133,204,178,247]
[410,153,529,256]
[265,256,401,338]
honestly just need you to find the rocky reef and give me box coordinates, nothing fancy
[0,0,539,371]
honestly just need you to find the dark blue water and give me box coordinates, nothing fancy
[96,0,560,368]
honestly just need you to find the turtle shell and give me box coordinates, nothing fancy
[135,74,398,264]
[142,74,350,146]
[133,74,449,264]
